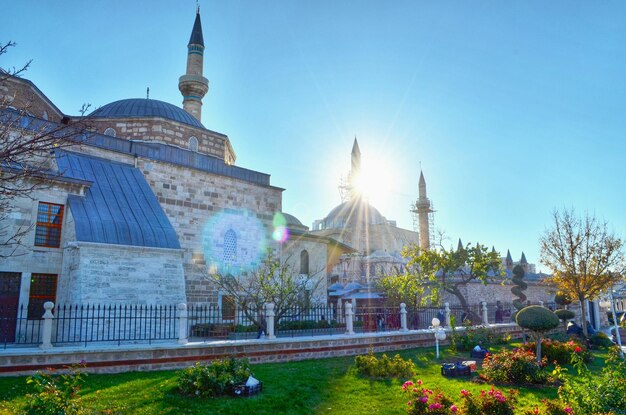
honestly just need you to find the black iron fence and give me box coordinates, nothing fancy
[1,301,528,349]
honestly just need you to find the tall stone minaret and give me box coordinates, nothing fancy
[178,7,209,123]
[416,170,431,250]
[349,137,361,199]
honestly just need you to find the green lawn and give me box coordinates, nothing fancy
[0,344,609,415]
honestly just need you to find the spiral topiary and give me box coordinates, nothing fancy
[511,265,528,311]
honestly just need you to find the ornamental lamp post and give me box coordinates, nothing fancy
[430,317,446,359]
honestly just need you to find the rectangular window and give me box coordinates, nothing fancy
[28,274,57,319]
[222,295,236,321]
[34,202,64,248]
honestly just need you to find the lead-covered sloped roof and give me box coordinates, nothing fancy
[56,151,180,249]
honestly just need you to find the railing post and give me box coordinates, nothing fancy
[177,303,188,345]
[539,301,544,307]
[345,302,354,335]
[400,303,408,332]
[265,303,276,340]
[481,301,489,326]
[40,302,54,349]
[444,302,451,328]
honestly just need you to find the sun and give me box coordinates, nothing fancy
[352,158,394,205]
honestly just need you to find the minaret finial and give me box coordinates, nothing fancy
[146,87,150,99]
[179,6,209,122]
[197,0,200,14]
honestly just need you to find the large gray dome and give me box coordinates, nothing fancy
[319,197,387,230]
[90,98,204,128]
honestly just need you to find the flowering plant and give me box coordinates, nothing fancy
[481,348,550,384]
[519,339,592,364]
[457,387,517,415]
[403,380,455,415]
[521,399,573,415]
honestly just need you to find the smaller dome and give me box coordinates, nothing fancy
[282,212,309,231]
[90,98,204,128]
[328,282,344,291]
[344,281,364,291]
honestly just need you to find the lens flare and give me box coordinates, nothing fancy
[272,225,289,242]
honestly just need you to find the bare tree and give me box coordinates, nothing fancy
[0,41,90,256]
[540,209,625,337]
[210,250,323,333]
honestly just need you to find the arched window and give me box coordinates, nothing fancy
[300,250,309,275]
[104,127,116,137]
[188,136,199,152]
[223,229,237,266]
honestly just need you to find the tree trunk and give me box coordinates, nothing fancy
[580,298,588,338]
[448,285,480,324]
[536,335,542,362]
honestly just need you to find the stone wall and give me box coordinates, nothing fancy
[87,118,235,164]
[0,78,63,122]
[57,242,186,305]
[0,324,523,376]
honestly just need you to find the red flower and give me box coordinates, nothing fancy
[574,346,582,353]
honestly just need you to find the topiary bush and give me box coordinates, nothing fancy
[516,306,560,361]
[511,265,528,312]
[177,358,253,398]
[554,309,575,329]
[354,352,416,379]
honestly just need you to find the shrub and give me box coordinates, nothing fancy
[521,399,573,415]
[452,325,510,352]
[354,352,415,379]
[554,309,575,327]
[481,348,550,385]
[589,332,614,349]
[25,363,86,415]
[558,347,626,415]
[457,387,518,415]
[520,339,593,365]
[177,358,253,398]
[402,380,455,415]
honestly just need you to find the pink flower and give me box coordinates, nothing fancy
[402,380,414,390]
[417,379,423,386]
[565,407,572,413]
[420,396,428,403]
[450,405,458,412]
[407,401,412,406]
[460,389,470,397]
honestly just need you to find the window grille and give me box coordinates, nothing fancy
[223,229,237,266]
[28,274,57,319]
[300,250,309,275]
[34,202,64,248]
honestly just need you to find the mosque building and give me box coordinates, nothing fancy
[0,9,353,326]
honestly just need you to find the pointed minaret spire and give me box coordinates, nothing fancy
[351,137,361,175]
[418,170,426,198]
[520,252,527,264]
[457,238,463,251]
[179,7,209,123]
[491,246,496,253]
[414,169,431,251]
[505,249,513,270]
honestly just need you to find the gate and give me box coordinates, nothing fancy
[0,272,21,343]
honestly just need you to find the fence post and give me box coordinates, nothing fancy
[481,301,489,325]
[400,303,408,332]
[444,302,451,327]
[40,302,54,349]
[345,302,354,335]
[265,303,276,340]
[177,303,188,345]
[539,301,544,307]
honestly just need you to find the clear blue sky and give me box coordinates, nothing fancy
[5,1,626,269]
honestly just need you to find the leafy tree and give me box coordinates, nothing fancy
[402,242,503,321]
[540,209,626,337]
[210,250,322,333]
[1,41,90,256]
[376,272,426,308]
